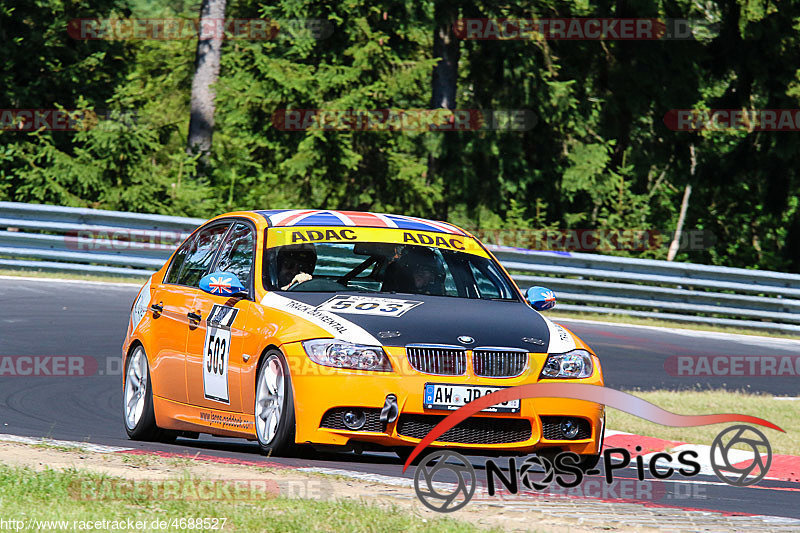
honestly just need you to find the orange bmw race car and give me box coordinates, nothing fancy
[122,209,605,467]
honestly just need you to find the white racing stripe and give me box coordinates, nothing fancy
[260,292,381,345]
[0,433,133,453]
[542,316,577,353]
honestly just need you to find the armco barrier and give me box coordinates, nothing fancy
[1,202,798,333]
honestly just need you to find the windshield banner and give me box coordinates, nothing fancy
[267,226,489,257]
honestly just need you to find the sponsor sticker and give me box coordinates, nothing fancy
[317,295,422,317]
[260,293,381,345]
[202,305,239,403]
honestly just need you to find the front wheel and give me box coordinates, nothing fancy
[255,350,296,456]
[538,449,601,473]
[575,453,601,472]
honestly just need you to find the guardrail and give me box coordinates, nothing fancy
[1,201,799,334]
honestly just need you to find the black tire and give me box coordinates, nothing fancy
[576,453,601,472]
[538,449,601,473]
[157,430,179,444]
[254,349,297,456]
[394,447,424,465]
[123,345,161,441]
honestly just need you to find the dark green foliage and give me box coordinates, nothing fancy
[1,0,799,271]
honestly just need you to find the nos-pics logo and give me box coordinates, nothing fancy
[414,424,773,512]
[404,385,780,513]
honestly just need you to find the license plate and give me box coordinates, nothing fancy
[424,383,520,413]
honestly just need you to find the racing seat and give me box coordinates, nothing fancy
[381,260,415,293]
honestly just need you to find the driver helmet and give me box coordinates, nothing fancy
[276,243,317,285]
[398,246,445,295]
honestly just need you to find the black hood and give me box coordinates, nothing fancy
[280,292,550,350]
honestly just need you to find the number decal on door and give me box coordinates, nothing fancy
[202,304,239,403]
[206,333,227,375]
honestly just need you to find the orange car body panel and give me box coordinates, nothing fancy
[123,211,605,454]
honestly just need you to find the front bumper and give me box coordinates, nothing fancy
[284,342,605,455]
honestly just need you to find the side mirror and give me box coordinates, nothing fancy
[199,272,247,297]
[526,286,556,311]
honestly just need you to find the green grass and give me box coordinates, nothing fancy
[0,268,145,285]
[548,309,800,340]
[610,390,800,455]
[30,443,77,454]
[0,465,494,533]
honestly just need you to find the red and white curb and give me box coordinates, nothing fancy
[0,429,800,482]
[2,431,800,526]
[0,433,133,453]
[604,429,800,482]
[1,430,798,482]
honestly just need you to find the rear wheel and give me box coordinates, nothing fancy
[123,345,161,441]
[255,350,296,456]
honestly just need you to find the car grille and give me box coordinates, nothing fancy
[540,416,592,440]
[397,414,531,444]
[406,345,466,375]
[319,408,384,432]
[473,349,528,377]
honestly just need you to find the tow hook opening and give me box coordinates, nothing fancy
[380,394,399,427]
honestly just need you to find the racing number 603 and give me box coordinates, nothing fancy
[206,332,226,375]
[202,324,232,403]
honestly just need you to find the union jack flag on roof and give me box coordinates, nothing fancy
[256,209,466,235]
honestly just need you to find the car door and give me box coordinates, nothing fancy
[185,221,255,412]
[148,222,231,404]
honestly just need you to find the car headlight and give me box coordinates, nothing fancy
[302,339,393,372]
[539,349,594,379]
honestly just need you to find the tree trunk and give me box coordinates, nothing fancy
[429,2,459,219]
[667,145,696,261]
[187,0,227,163]
[431,2,459,110]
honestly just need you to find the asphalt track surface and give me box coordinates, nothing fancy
[1,278,799,520]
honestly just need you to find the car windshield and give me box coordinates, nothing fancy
[264,241,518,300]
